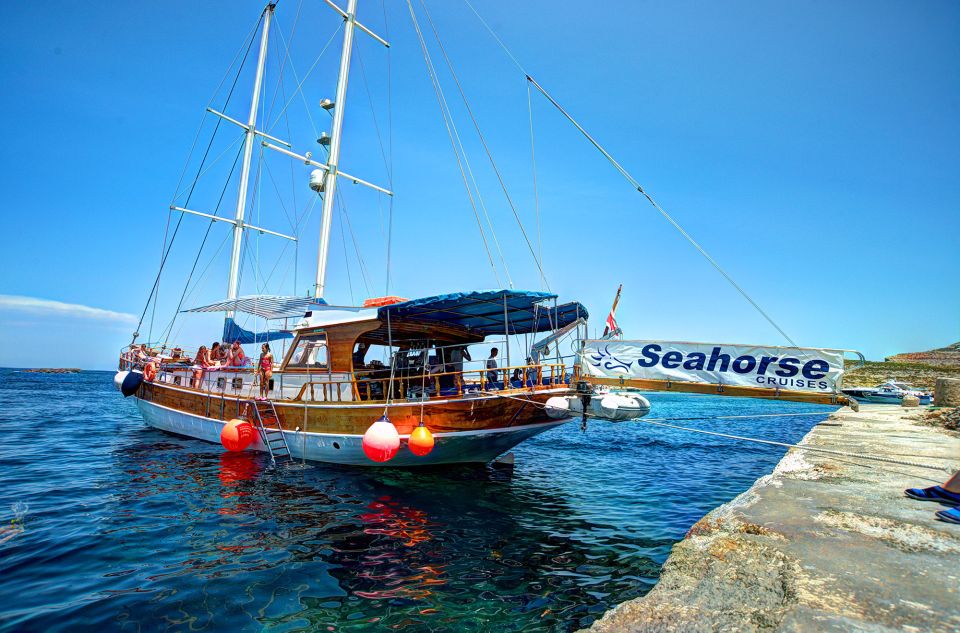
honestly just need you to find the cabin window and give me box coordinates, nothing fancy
[288,333,328,369]
[352,342,391,370]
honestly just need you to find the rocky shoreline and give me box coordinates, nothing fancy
[22,368,82,374]
[585,405,960,632]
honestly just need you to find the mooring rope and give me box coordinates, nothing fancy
[475,390,951,472]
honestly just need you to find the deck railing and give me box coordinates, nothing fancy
[291,362,567,402]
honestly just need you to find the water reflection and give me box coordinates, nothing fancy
[99,434,664,632]
[0,372,829,632]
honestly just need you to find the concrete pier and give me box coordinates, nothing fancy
[586,405,960,632]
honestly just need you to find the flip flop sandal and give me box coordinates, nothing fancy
[935,506,960,525]
[904,486,960,505]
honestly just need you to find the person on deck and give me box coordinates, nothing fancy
[192,345,211,389]
[257,343,274,400]
[448,345,471,391]
[352,342,370,369]
[217,341,230,365]
[210,342,224,367]
[905,470,960,525]
[486,348,499,388]
[229,341,247,367]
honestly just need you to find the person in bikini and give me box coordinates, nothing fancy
[229,341,248,367]
[257,343,274,400]
[192,345,211,389]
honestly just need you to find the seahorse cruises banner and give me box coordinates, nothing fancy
[581,340,846,393]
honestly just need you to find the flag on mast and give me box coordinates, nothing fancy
[603,284,623,337]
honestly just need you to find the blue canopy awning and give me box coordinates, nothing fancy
[377,290,588,336]
[222,317,293,345]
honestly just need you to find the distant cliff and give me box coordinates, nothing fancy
[885,342,960,367]
[844,342,960,390]
[23,368,82,374]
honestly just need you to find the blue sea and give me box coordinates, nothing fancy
[0,369,834,632]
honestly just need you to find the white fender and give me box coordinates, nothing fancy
[114,370,130,392]
[545,396,570,419]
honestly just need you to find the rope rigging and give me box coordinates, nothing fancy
[136,9,266,345]
[460,0,799,348]
[406,0,504,288]
[419,0,549,290]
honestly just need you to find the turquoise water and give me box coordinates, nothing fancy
[0,369,834,631]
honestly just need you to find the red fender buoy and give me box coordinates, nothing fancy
[408,424,435,457]
[220,418,255,452]
[143,362,157,382]
[362,415,400,462]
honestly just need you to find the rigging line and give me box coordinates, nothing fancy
[264,0,304,125]
[272,23,319,139]
[266,193,321,292]
[382,0,395,295]
[268,21,343,135]
[262,157,296,230]
[460,0,526,75]
[263,194,316,288]
[354,47,392,183]
[170,134,245,203]
[416,0,513,285]
[160,142,246,346]
[337,193,373,296]
[137,16,263,341]
[527,76,798,348]
[257,188,320,295]
[420,0,547,291]
[406,0,503,288]
[461,0,795,346]
[170,231,233,344]
[527,81,543,286]
[169,9,265,206]
[338,203,356,305]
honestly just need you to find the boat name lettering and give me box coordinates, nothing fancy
[635,344,830,379]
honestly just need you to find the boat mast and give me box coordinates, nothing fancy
[314,0,359,299]
[225,3,274,314]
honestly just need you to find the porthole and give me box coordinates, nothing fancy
[332,441,341,450]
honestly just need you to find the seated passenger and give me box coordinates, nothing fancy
[216,341,229,365]
[229,341,248,367]
[352,342,369,368]
[209,342,223,367]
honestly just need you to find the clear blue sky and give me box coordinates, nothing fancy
[1,0,957,370]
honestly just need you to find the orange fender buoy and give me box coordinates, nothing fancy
[143,362,157,382]
[408,424,435,457]
[362,415,400,462]
[220,418,255,452]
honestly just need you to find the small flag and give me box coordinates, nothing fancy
[605,310,618,334]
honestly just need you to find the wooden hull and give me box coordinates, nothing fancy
[133,381,574,466]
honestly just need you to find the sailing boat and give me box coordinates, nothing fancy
[115,1,644,467]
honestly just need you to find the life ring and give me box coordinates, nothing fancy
[144,362,157,382]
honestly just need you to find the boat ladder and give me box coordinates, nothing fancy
[250,400,292,465]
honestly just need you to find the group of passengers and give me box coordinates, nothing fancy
[190,341,274,397]
[415,345,545,392]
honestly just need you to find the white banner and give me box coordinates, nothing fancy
[581,340,845,393]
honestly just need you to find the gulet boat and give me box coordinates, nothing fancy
[115,1,623,466]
